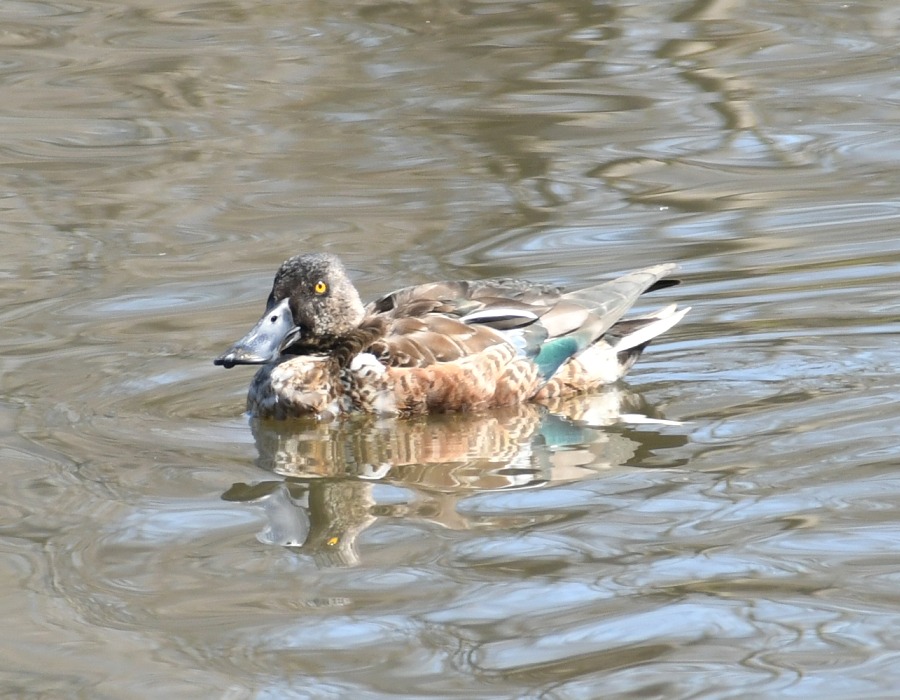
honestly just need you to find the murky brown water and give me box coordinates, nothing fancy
[4,0,900,697]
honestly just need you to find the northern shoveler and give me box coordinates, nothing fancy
[214,253,688,419]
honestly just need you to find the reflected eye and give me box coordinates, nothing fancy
[314,280,328,295]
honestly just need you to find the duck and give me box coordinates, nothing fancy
[214,253,689,419]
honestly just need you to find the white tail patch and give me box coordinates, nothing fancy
[611,305,690,352]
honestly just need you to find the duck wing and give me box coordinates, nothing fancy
[368,278,563,318]
[365,279,561,367]
[363,266,679,374]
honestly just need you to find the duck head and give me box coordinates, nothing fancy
[214,253,365,368]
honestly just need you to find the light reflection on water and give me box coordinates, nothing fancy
[3,0,900,697]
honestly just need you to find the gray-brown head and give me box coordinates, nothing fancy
[269,253,365,343]
[214,253,365,368]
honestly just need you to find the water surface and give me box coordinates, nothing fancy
[3,0,900,697]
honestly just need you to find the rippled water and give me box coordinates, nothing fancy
[4,0,900,697]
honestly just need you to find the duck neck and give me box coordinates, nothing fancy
[329,318,388,367]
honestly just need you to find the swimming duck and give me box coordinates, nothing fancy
[214,253,688,419]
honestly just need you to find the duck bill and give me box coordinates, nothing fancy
[214,297,300,368]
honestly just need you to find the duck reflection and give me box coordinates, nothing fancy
[222,388,686,566]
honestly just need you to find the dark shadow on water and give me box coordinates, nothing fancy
[222,388,687,566]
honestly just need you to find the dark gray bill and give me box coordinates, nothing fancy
[214,297,299,368]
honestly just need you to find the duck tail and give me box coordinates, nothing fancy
[608,304,690,353]
[608,304,690,378]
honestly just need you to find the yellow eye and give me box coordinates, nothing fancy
[314,280,327,295]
